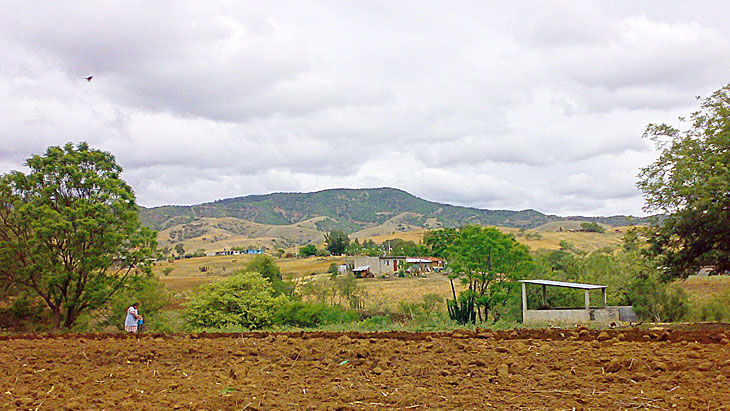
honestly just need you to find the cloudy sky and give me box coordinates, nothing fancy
[2,1,729,216]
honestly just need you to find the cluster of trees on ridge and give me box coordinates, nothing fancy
[1,83,730,330]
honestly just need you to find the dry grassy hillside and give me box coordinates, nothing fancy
[361,226,626,253]
[679,275,730,301]
[154,254,347,293]
[155,212,633,259]
[351,212,441,239]
[157,216,328,251]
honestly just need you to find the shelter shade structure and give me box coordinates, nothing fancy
[519,279,631,324]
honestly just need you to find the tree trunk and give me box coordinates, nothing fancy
[63,308,78,329]
[52,308,62,329]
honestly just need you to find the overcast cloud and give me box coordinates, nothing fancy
[2,1,729,216]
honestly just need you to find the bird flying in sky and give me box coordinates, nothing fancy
[85,76,93,82]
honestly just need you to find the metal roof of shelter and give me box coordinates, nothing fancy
[519,279,606,290]
[353,266,370,271]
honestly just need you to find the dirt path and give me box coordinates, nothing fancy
[1,328,729,410]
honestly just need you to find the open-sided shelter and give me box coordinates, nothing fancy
[520,279,635,324]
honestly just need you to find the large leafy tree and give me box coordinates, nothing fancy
[445,225,532,323]
[0,143,156,329]
[638,84,730,279]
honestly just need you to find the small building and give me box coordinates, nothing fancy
[352,256,440,276]
[214,250,241,256]
[520,279,636,324]
[352,266,372,278]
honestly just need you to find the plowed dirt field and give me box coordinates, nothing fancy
[2,328,729,410]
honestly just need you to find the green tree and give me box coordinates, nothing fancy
[638,84,730,279]
[0,143,157,329]
[381,238,426,256]
[629,276,689,322]
[186,271,287,330]
[424,228,457,257]
[328,262,340,278]
[580,222,605,233]
[245,254,282,282]
[299,244,317,257]
[324,230,350,255]
[446,226,533,323]
[174,243,185,257]
[244,254,295,297]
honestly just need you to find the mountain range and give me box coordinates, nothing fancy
[138,187,654,249]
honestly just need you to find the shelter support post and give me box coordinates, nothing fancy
[584,290,590,310]
[522,282,527,312]
[602,288,606,307]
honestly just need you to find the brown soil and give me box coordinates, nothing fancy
[2,327,729,410]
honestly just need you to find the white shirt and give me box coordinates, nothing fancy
[125,306,139,327]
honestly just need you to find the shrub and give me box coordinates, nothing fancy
[245,255,282,282]
[358,315,393,330]
[274,301,359,328]
[186,271,288,330]
[630,277,689,322]
[299,244,317,257]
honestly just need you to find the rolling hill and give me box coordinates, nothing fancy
[139,187,655,248]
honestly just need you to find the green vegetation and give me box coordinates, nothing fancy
[244,254,295,297]
[245,254,282,282]
[639,83,730,279]
[7,116,730,334]
[138,187,653,232]
[380,238,427,256]
[324,230,349,255]
[274,301,359,328]
[299,244,318,257]
[424,228,458,257]
[186,271,288,330]
[347,238,382,256]
[92,275,172,331]
[0,143,157,329]
[443,226,533,324]
[530,229,694,323]
[580,222,605,233]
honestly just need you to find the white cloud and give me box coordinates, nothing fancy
[1,1,730,217]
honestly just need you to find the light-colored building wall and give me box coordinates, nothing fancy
[523,308,622,324]
[352,256,406,275]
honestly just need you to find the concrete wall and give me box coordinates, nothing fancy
[523,307,628,324]
[353,257,398,275]
[617,306,637,322]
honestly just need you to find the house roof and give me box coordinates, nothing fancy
[519,279,606,290]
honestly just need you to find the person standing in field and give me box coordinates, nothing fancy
[125,302,142,333]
